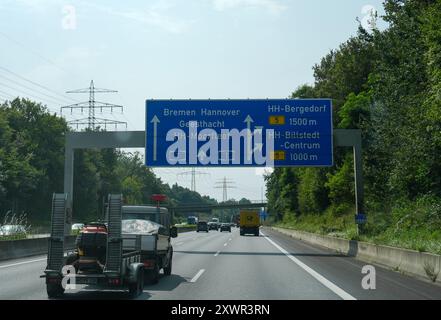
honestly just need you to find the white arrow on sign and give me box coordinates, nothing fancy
[244,115,254,162]
[244,115,254,130]
[151,115,160,161]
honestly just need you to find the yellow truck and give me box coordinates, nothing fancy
[239,210,260,236]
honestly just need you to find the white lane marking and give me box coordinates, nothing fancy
[214,251,221,257]
[260,231,356,301]
[0,257,46,269]
[190,269,205,283]
[223,243,228,247]
[228,238,232,241]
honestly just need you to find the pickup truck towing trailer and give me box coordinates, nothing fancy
[42,194,145,298]
[121,205,177,284]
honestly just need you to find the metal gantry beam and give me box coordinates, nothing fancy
[64,131,146,207]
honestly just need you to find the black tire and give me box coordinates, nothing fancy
[164,258,172,276]
[129,270,143,298]
[65,254,79,273]
[47,283,65,299]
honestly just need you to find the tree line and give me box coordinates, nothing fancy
[265,0,441,238]
[0,98,219,226]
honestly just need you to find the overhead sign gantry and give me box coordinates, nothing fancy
[63,99,365,233]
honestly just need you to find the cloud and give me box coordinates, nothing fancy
[82,2,191,34]
[213,0,287,15]
[114,9,190,34]
[6,0,60,13]
[10,0,191,34]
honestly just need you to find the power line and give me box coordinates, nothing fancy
[0,66,79,103]
[0,73,74,105]
[0,31,79,79]
[0,89,15,99]
[0,82,58,111]
[116,93,136,130]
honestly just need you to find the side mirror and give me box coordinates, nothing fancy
[170,226,178,238]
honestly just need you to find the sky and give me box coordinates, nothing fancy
[0,0,387,202]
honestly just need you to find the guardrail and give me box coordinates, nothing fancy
[176,226,197,233]
[0,226,197,262]
[272,227,441,284]
[0,236,76,261]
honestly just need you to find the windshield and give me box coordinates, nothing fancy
[122,219,163,235]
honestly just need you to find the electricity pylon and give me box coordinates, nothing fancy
[214,177,236,203]
[61,80,127,130]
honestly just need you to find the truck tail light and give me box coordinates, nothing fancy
[108,278,120,285]
[47,278,59,284]
[143,260,155,268]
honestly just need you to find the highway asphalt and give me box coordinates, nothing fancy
[0,227,440,300]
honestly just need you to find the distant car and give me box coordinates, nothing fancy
[197,221,209,233]
[220,223,231,232]
[0,225,27,236]
[208,222,218,231]
[71,223,84,232]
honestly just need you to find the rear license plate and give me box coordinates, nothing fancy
[77,277,98,285]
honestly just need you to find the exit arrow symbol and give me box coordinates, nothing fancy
[244,115,254,130]
[244,115,254,162]
[151,115,160,161]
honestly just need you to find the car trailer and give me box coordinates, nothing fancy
[41,194,145,298]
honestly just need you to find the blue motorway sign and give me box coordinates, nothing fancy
[145,99,333,167]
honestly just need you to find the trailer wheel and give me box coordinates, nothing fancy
[47,283,64,298]
[129,270,144,298]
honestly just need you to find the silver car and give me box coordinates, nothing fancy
[0,225,27,236]
[71,223,85,232]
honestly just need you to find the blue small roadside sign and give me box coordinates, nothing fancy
[355,214,367,225]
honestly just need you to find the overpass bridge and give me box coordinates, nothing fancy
[167,201,267,216]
